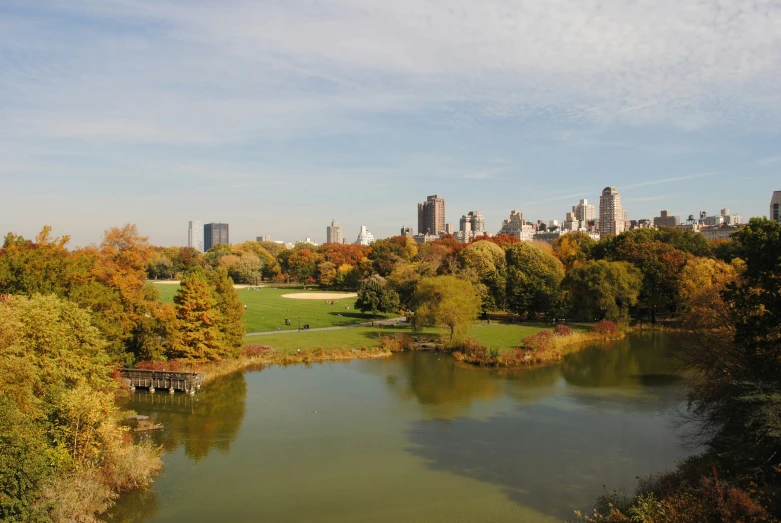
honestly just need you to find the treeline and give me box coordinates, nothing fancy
[0,225,245,521]
[576,218,781,521]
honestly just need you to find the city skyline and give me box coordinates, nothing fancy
[2,2,779,246]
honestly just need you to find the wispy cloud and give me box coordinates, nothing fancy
[623,172,720,190]
[756,156,781,165]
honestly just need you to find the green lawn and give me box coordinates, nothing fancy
[151,282,390,333]
[243,322,556,353]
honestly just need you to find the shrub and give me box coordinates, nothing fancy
[452,338,492,366]
[522,330,555,352]
[379,334,415,353]
[593,319,619,337]
[240,345,274,358]
[135,360,183,372]
[554,324,573,336]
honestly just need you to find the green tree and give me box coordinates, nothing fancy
[171,269,224,361]
[563,260,642,322]
[207,267,245,358]
[411,276,481,343]
[203,243,233,268]
[387,261,422,309]
[458,240,507,311]
[355,274,400,317]
[505,243,565,319]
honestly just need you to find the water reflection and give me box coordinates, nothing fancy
[121,371,247,461]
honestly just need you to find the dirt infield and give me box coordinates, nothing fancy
[281,292,358,300]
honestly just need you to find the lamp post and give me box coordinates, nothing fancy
[297,317,300,332]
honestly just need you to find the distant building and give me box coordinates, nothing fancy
[572,199,596,222]
[654,210,680,228]
[445,223,454,235]
[702,225,742,241]
[699,209,743,227]
[257,235,273,242]
[418,194,446,235]
[204,223,229,251]
[498,210,535,241]
[598,187,626,237]
[401,226,414,238]
[355,226,375,246]
[772,191,781,224]
[188,221,204,253]
[460,211,486,235]
[326,219,343,245]
[412,233,440,244]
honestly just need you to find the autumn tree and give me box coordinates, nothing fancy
[411,276,482,343]
[563,260,642,322]
[505,242,565,319]
[387,261,422,309]
[355,274,400,317]
[203,243,232,268]
[552,232,595,271]
[317,261,337,288]
[171,269,224,361]
[285,247,320,283]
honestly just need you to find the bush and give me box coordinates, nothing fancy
[240,345,274,358]
[451,338,492,366]
[522,330,555,351]
[135,360,183,372]
[554,324,573,336]
[593,319,619,337]
[379,334,415,353]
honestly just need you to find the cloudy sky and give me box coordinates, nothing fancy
[2,0,780,246]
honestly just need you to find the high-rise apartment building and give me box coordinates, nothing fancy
[188,221,204,253]
[401,227,413,238]
[417,194,446,235]
[460,211,486,236]
[498,210,535,241]
[571,199,595,222]
[204,223,229,251]
[326,219,343,244]
[653,210,680,228]
[770,191,781,223]
[257,236,273,242]
[355,226,375,246]
[598,187,626,237]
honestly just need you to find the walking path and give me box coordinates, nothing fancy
[246,316,407,337]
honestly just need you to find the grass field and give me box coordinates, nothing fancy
[152,282,390,333]
[243,323,558,352]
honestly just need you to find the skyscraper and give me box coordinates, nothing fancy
[204,223,229,251]
[418,194,446,235]
[598,187,626,237]
[771,191,781,224]
[326,219,343,244]
[188,221,204,253]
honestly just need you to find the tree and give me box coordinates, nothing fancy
[679,218,781,492]
[367,239,407,277]
[171,269,224,361]
[505,243,565,319]
[563,260,642,322]
[219,253,262,284]
[387,261,422,309]
[207,267,245,358]
[458,240,507,311]
[286,247,320,283]
[411,276,481,343]
[355,275,400,317]
[146,251,173,280]
[317,261,337,288]
[552,232,595,271]
[203,243,232,268]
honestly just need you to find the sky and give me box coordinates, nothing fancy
[1,0,780,247]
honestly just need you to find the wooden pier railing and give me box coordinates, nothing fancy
[120,369,205,394]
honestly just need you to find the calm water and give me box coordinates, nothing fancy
[109,333,692,522]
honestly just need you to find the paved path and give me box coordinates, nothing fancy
[246,316,407,336]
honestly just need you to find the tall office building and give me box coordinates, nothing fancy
[417,194,446,235]
[204,223,229,251]
[326,219,343,244]
[771,191,781,223]
[188,221,204,253]
[572,199,596,222]
[598,187,626,237]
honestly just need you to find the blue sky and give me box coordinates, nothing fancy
[2,0,780,247]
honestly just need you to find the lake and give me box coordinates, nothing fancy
[109,332,692,522]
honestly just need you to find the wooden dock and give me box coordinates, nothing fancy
[120,369,205,394]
